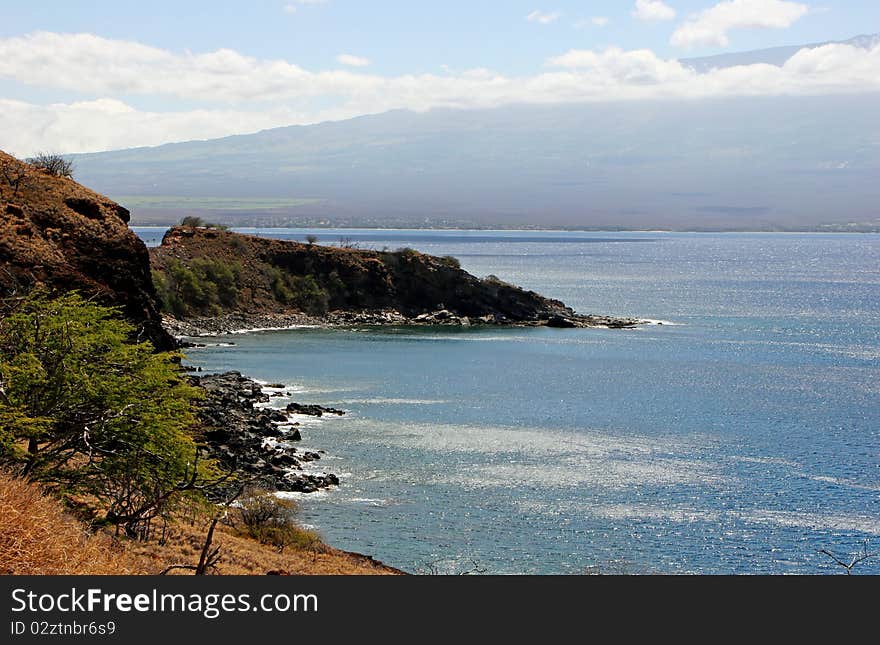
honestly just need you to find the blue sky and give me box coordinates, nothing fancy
[0,1,877,154]
[2,1,876,73]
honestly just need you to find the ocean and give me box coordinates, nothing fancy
[137,228,880,574]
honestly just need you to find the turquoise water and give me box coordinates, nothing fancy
[137,229,880,574]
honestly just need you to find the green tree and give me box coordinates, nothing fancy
[0,291,213,535]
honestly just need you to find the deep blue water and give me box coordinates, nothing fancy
[136,228,880,574]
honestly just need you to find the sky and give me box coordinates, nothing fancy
[0,0,878,156]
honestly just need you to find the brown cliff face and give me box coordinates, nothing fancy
[0,151,174,350]
[151,226,577,322]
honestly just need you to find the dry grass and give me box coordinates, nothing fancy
[127,515,401,576]
[0,471,402,575]
[0,471,149,575]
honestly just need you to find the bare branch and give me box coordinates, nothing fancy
[819,541,877,575]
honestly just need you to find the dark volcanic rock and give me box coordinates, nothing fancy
[286,402,346,417]
[0,150,174,350]
[546,315,577,328]
[191,372,341,494]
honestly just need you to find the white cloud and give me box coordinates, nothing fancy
[546,47,692,85]
[671,0,809,48]
[0,98,312,156]
[632,0,676,22]
[527,10,561,25]
[337,53,370,67]
[592,17,610,27]
[0,32,877,155]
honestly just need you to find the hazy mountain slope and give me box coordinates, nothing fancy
[72,37,880,231]
[681,33,880,72]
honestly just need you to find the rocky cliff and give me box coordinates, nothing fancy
[151,226,637,330]
[0,151,173,350]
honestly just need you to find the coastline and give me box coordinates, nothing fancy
[175,310,651,574]
[165,309,646,338]
[190,371,344,495]
[185,367,405,574]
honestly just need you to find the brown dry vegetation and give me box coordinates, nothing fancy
[0,471,401,575]
[127,517,401,576]
[0,471,149,575]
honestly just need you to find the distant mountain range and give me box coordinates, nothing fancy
[73,35,880,232]
[681,33,880,72]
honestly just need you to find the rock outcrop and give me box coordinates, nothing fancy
[191,372,342,494]
[151,226,640,329]
[0,151,173,350]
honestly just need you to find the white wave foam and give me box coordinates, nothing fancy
[226,325,321,335]
[276,489,331,501]
[347,497,391,507]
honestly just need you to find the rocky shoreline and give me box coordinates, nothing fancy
[179,309,643,499]
[164,309,643,337]
[190,371,343,495]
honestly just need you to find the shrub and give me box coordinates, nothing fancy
[26,153,74,179]
[439,255,461,269]
[267,267,330,315]
[483,274,512,287]
[180,216,205,228]
[153,258,241,317]
[0,158,31,197]
[179,216,228,231]
[194,258,239,308]
[0,291,213,536]
[231,489,321,553]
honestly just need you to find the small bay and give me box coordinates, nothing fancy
[137,228,880,574]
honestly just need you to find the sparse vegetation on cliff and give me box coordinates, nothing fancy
[26,152,74,179]
[148,226,623,328]
[267,267,329,315]
[153,258,242,317]
[179,215,229,230]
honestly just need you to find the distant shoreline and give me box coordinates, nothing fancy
[131,224,880,235]
[165,310,649,339]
